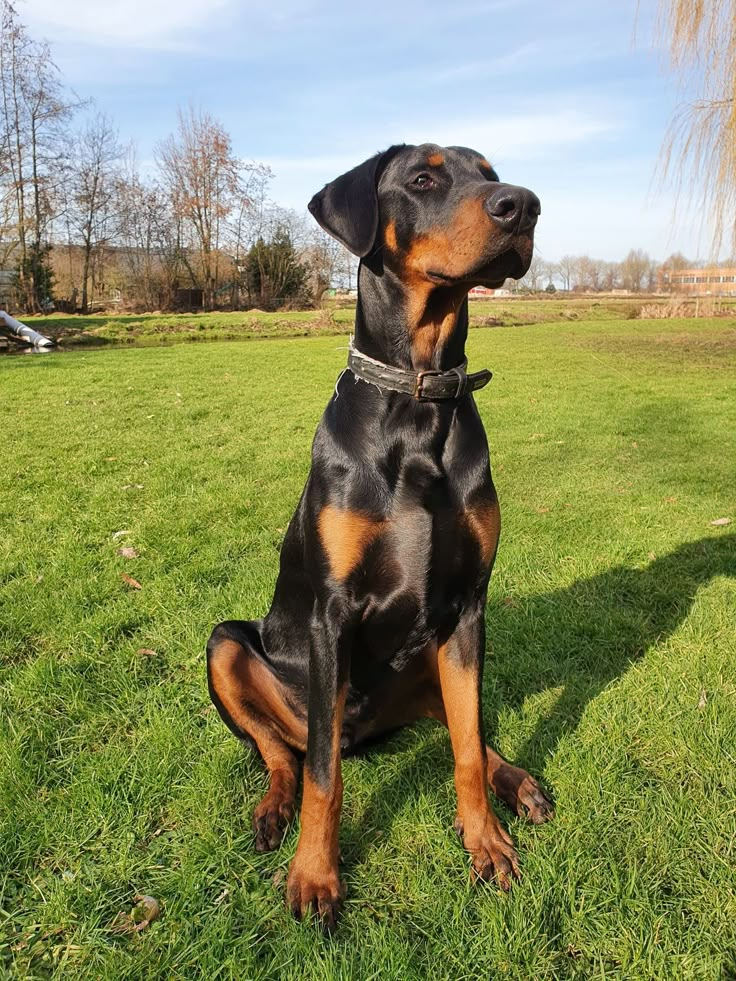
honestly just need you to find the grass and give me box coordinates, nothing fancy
[1,315,735,978]
[15,295,708,348]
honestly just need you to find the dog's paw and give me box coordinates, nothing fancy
[489,761,555,825]
[454,815,521,891]
[286,861,345,934]
[253,794,294,852]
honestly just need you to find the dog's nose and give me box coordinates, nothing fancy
[485,186,540,234]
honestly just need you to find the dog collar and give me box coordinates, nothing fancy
[346,338,492,402]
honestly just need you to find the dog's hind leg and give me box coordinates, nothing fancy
[207,620,307,852]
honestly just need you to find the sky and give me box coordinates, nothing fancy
[23,0,715,263]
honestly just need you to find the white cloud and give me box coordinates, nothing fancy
[24,0,234,49]
[263,109,619,214]
[401,110,619,164]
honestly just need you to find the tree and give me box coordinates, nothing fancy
[660,251,690,271]
[301,225,346,301]
[620,249,651,292]
[517,252,545,291]
[0,1,79,310]
[557,254,577,292]
[575,255,605,292]
[68,114,123,312]
[114,161,184,311]
[541,260,559,290]
[156,106,251,311]
[655,0,736,251]
[245,225,306,306]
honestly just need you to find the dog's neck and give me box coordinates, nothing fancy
[353,259,470,373]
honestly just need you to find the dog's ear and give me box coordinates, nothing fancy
[308,146,404,257]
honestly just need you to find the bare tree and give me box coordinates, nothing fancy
[620,249,652,292]
[156,106,252,310]
[660,251,690,271]
[517,252,545,291]
[601,260,621,292]
[654,0,736,251]
[0,1,79,310]
[540,260,558,290]
[114,163,181,310]
[67,114,123,312]
[575,256,605,292]
[556,254,577,292]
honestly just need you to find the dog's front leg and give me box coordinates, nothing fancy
[438,611,520,889]
[286,600,353,932]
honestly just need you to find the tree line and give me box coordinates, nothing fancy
[514,250,735,295]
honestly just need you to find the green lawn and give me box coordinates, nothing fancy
[17,295,684,347]
[1,317,735,978]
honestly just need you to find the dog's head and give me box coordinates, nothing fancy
[309,143,539,289]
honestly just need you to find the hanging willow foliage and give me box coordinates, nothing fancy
[655,0,736,253]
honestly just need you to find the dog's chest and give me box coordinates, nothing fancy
[353,485,497,667]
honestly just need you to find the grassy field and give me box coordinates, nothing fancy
[14,295,673,347]
[1,316,735,978]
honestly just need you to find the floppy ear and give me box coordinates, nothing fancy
[308,146,403,257]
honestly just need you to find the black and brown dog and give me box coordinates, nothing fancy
[207,143,553,931]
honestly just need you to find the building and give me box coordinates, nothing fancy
[660,267,736,296]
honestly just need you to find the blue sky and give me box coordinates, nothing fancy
[25,0,712,262]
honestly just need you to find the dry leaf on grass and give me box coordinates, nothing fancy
[121,573,142,590]
[697,690,708,710]
[136,648,157,657]
[112,529,130,539]
[117,546,139,559]
[109,895,160,935]
[711,517,731,526]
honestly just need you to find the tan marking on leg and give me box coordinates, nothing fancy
[287,686,347,930]
[438,639,520,887]
[209,636,305,851]
[209,638,307,756]
[464,500,500,566]
[318,505,385,581]
[437,643,489,829]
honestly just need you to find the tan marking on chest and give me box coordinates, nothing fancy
[463,501,500,566]
[318,505,385,581]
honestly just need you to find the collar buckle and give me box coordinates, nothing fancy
[413,369,443,400]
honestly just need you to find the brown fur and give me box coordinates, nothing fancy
[318,505,386,580]
[464,500,501,566]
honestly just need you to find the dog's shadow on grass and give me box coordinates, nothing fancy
[345,533,736,863]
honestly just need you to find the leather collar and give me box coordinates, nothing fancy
[346,338,492,401]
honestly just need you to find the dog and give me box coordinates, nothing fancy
[207,143,553,932]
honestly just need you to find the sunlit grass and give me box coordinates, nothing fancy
[1,316,735,978]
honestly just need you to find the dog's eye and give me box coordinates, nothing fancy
[411,174,435,190]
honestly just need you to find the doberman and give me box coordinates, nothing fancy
[207,143,553,931]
